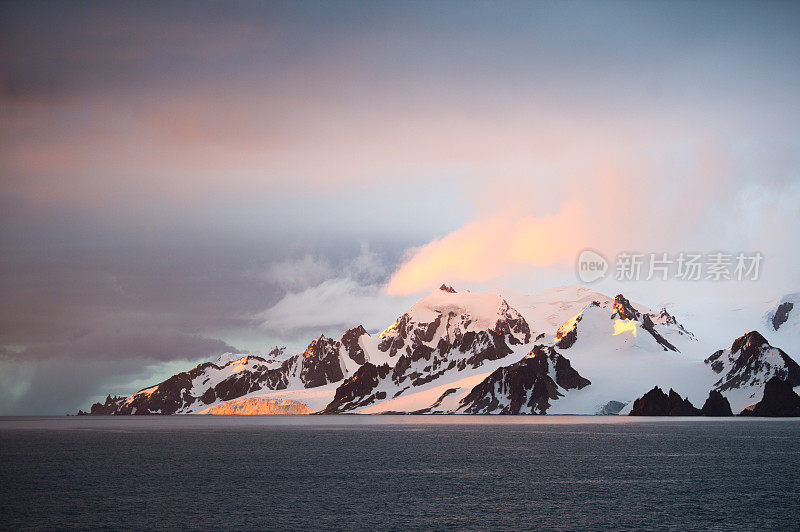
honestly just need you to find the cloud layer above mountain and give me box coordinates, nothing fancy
[1,1,799,413]
[387,147,800,294]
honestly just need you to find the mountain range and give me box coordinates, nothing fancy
[79,284,800,416]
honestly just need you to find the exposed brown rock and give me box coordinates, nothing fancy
[772,302,794,331]
[612,294,640,321]
[459,345,590,414]
[629,386,700,416]
[321,363,393,414]
[739,376,800,417]
[699,390,733,416]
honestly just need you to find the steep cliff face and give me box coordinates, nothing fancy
[77,395,126,415]
[739,376,800,417]
[320,363,393,414]
[629,387,700,416]
[457,345,590,414]
[700,390,733,416]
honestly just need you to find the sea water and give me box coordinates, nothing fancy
[1,416,798,530]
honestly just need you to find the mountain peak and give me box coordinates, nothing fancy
[700,390,733,416]
[342,324,368,338]
[458,344,590,414]
[612,294,640,321]
[266,346,286,359]
[399,289,522,332]
[730,331,769,354]
[439,284,456,293]
[655,308,677,325]
[705,330,800,402]
[215,352,249,366]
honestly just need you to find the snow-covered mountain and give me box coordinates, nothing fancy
[111,326,373,414]
[319,289,703,415]
[321,286,533,413]
[553,294,696,354]
[457,345,591,414]
[704,330,800,412]
[535,293,705,415]
[366,289,701,416]
[83,284,800,416]
[215,346,285,367]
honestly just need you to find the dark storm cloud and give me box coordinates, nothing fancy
[0,332,236,415]
[1,330,237,364]
[0,236,250,414]
[0,241,270,347]
[0,356,197,416]
[0,205,410,414]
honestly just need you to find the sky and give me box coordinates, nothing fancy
[1,1,799,414]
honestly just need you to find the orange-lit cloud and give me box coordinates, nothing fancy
[384,143,800,296]
[385,201,588,295]
[386,200,591,294]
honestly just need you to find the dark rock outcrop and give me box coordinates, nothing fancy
[654,308,677,326]
[666,389,701,416]
[266,346,286,358]
[700,390,733,416]
[412,388,461,414]
[772,302,794,331]
[321,363,393,414]
[629,387,700,416]
[555,325,578,349]
[732,330,769,357]
[641,313,677,352]
[439,284,457,293]
[340,325,368,365]
[298,335,346,388]
[87,395,126,415]
[739,376,800,417]
[458,345,591,414]
[429,388,459,410]
[612,294,640,321]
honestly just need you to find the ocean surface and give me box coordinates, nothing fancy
[1,416,799,531]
